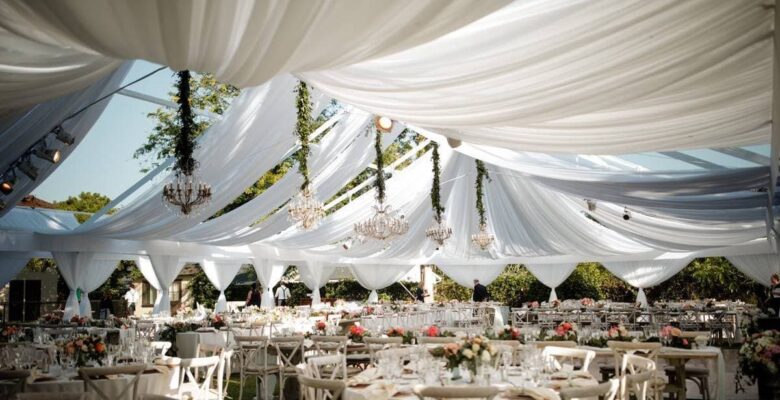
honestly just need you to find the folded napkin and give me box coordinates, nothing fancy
[348,369,380,386]
[361,382,397,400]
[504,387,561,400]
[549,370,591,380]
[547,378,594,391]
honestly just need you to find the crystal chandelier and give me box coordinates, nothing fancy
[471,159,495,251]
[425,142,452,247]
[163,171,212,216]
[471,223,494,251]
[163,70,211,216]
[354,198,409,241]
[354,117,409,242]
[288,185,325,230]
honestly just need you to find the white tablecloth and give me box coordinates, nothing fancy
[25,368,170,399]
[176,330,226,358]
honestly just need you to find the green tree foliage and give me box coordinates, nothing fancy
[53,192,111,223]
[649,257,765,303]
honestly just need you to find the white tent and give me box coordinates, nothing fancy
[0,0,778,312]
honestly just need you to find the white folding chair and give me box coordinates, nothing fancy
[621,354,656,400]
[233,336,278,400]
[560,378,620,400]
[78,364,146,400]
[179,356,220,400]
[413,385,498,400]
[541,346,595,372]
[271,335,305,400]
[150,341,172,357]
[298,374,345,400]
[305,354,347,380]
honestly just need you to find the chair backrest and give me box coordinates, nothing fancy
[17,393,85,400]
[621,354,656,400]
[150,341,172,357]
[0,369,29,396]
[215,348,234,400]
[541,346,595,371]
[310,335,348,356]
[560,378,620,400]
[298,374,346,400]
[196,343,223,358]
[179,356,220,400]
[78,364,146,400]
[418,336,458,344]
[271,336,305,369]
[607,341,660,377]
[305,354,347,380]
[532,340,577,349]
[234,336,270,372]
[413,385,499,400]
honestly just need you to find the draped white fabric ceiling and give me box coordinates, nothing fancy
[0,0,777,293]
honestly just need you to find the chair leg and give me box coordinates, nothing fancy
[238,373,245,400]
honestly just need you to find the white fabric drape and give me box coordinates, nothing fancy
[602,258,693,307]
[143,255,184,316]
[727,254,780,287]
[298,261,336,306]
[251,259,287,308]
[200,259,244,312]
[52,252,117,319]
[437,264,506,287]
[305,0,772,154]
[0,0,505,108]
[0,253,29,287]
[525,263,577,302]
[349,264,414,303]
[0,63,131,217]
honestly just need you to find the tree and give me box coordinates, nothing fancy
[53,191,111,223]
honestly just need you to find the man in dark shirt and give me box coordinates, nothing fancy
[415,284,426,302]
[472,279,489,302]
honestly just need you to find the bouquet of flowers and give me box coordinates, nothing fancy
[580,298,594,307]
[386,327,405,337]
[655,325,691,349]
[41,313,62,325]
[0,325,19,342]
[736,330,780,387]
[210,314,225,330]
[62,335,106,367]
[430,336,498,378]
[551,299,562,308]
[525,301,539,309]
[541,321,577,341]
[313,320,327,335]
[422,325,456,338]
[348,325,368,343]
[607,323,630,339]
[70,315,89,327]
[495,326,521,341]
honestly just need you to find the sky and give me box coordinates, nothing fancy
[32,60,771,203]
[33,61,176,202]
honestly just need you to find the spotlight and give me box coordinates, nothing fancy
[0,200,5,210]
[0,175,14,195]
[622,207,631,221]
[446,137,462,148]
[585,199,597,212]
[53,126,75,146]
[18,159,39,181]
[342,237,354,250]
[33,147,61,164]
[374,116,393,133]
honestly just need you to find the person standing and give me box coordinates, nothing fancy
[246,283,262,307]
[123,284,139,317]
[275,282,291,307]
[769,273,780,316]
[415,284,426,302]
[472,279,489,302]
[98,291,114,319]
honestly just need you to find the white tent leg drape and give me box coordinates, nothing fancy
[0,253,30,287]
[251,259,287,308]
[349,265,414,303]
[602,258,693,307]
[727,254,780,287]
[298,261,336,306]
[141,255,184,316]
[201,259,244,312]
[437,264,506,287]
[52,252,117,320]
[525,263,577,302]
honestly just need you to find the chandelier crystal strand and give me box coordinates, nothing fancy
[471,159,495,250]
[354,118,409,242]
[288,81,325,230]
[426,142,452,247]
[162,70,211,216]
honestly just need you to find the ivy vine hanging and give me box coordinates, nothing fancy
[471,159,495,250]
[425,142,452,247]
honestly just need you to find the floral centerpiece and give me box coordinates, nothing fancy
[541,321,576,341]
[386,327,415,344]
[495,326,521,341]
[210,314,225,330]
[348,325,368,343]
[580,298,594,307]
[62,335,106,367]
[430,336,498,381]
[551,299,561,308]
[525,301,539,309]
[313,320,327,335]
[650,325,691,349]
[41,313,62,325]
[736,330,780,398]
[70,315,90,326]
[423,325,456,338]
[585,323,634,347]
[0,325,19,342]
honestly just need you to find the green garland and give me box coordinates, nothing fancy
[374,125,386,202]
[173,70,197,175]
[294,81,313,190]
[430,143,445,223]
[475,159,490,226]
